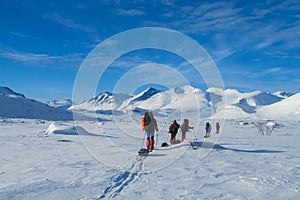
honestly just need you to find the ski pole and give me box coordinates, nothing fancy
[141,131,146,148]
[156,131,158,148]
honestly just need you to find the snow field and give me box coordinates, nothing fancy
[0,117,299,199]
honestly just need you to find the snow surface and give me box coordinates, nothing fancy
[0,115,299,199]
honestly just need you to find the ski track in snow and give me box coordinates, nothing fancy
[99,156,146,199]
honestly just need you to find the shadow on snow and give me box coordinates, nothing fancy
[192,141,285,154]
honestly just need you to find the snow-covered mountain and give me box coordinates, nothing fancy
[48,99,73,110]
[0,86,73,120]
[118,87,166,111]
[69,92,132,111]
[256,93,300,120]
[123,86,213,115]
[68,85,300,120]
[209,89,283,119]
[1,85,299,121]
[0,86,25,98]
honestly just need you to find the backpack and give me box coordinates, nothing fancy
[143,112,151,126]
[168,124,173,133]
[169,122,179,133]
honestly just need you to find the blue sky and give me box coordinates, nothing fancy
[0,0,299,102]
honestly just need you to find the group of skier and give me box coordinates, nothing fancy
[204,121,220,138]
[141,111,220,151]
[168,119,194,144]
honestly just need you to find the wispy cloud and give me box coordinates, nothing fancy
[143,0,300,56]
[43,12,95,32]
[114,8,145,16]
[7,1,96,33]
[0,51,85,68]
[8,31,40,40]
[111,56,154,68]
[144,1,245,33]
[116,63,188,90]
[261,67,281,74]
[268,51,300,59]
[1,52,60,63]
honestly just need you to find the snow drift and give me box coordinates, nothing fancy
[45,122,90,135]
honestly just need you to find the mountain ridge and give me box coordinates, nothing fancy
[68,85,298,120]
[1,85,299,120]
[0,86,73,120]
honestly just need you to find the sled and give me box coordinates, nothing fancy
[138,148,150,156]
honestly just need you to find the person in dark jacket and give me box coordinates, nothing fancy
[169,120,180,144]
[215,122,220,134]
[205,122,211,138]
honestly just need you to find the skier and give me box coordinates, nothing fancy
[204,122,211,138]
[215,122,220,134]
[169,120,180,144]
[180,119,194,141]
[142,112,158,151]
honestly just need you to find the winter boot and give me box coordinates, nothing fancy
[146,139,151,149]
[150,139,154,151]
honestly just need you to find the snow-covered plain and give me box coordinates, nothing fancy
[0,114,299,199]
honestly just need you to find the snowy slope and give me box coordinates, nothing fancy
[145,86,211,113]
[119,85,209,112]
[211,89,282,119]
[118,88,162,111]
[256,92,300,120]
[0,87,73,120]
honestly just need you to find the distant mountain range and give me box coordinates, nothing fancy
[0,85,299,121]
[69,85,299,120]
